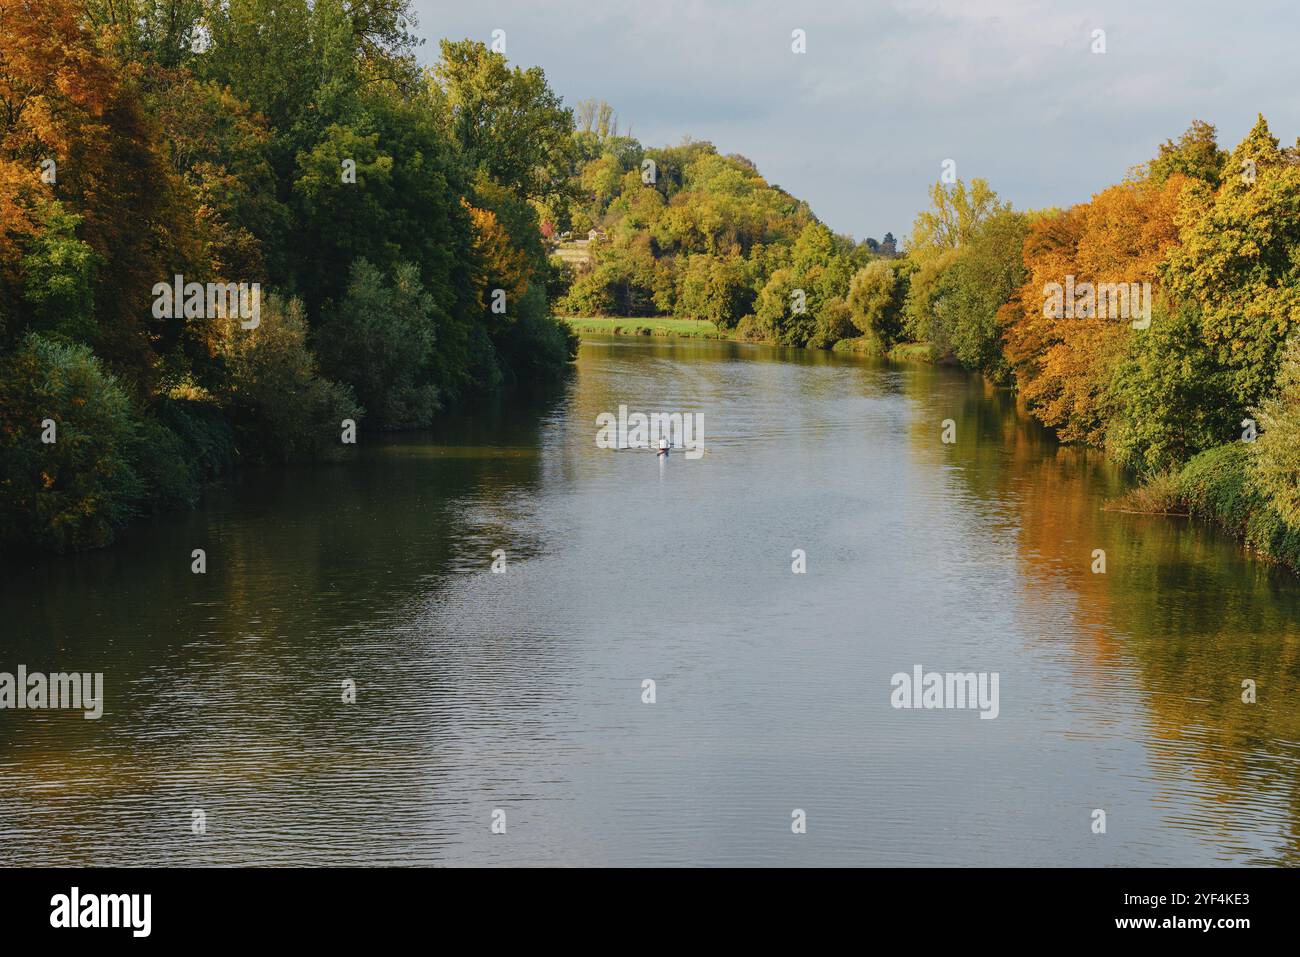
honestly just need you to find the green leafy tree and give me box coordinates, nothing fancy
[150,77,289,284]
[434,39,575,204]
[1250,331,1300,525]
[753,267,817,345]
[18,203,100,343]
[291,86,474,321]
[1160,114,1300,411]
[810,295,855,349]
[933,209,1029,378]
[1146,119,1227,187]
[675,254,755,329]
[316,260,441,429]
[213,294,361,462]
[903,248,962,346]
[908,178,1006,261]
[847,259,906,348]
[1105,301,1238,474]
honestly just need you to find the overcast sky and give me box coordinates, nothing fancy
[412,0,1300,244]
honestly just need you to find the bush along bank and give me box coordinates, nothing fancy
[1113,443,1300,575]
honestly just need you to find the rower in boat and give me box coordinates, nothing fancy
[657,435,670,457]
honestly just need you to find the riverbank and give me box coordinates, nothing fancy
[559,316,727,339]
[560,317,940,362]
[1110,443,1300,574]
[832,336,941,363]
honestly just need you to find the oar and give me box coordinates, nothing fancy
[609,446,711,454]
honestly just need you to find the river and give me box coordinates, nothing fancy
[2,334,1298,865]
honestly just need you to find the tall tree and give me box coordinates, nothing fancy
[1161,115,1300,410]
[1146,119,1226,187]
[0,0,197,385]
[433,39,574,204]
[908,178,1005,261]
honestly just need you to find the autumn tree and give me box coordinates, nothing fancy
[0,0,197,386]
[1160,115,1300,412]
[465,200,531,330]
[1003,175,1187,443]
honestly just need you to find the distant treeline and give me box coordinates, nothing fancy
[546,117,899,346]
[0,0,577,552]
[552,111,1300,569]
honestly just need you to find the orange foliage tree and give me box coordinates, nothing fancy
[0,0,199,386]
[464,199,531,331]
[1002,175,1188,444]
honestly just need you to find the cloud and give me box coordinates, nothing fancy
[414,0,1300,240]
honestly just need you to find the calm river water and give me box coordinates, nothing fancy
[2,335,1298,866]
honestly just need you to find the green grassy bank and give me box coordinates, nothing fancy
[562,318,940,364]
[559,317,727,339]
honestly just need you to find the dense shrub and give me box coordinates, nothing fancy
[0,334,143,552]
[153,394,236,481]
[1128,442,1300,572]
[733,314,769,342]
[493,280,576,376]
[544,255,575,303]
[1175,443,1256,529]
[316,259,441,430]
[131,396,236,511]
[559,269,616,316]
[130,417,200,510]
[808,296,855,349]
[214,295,361,463]
[831,335,887,356]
